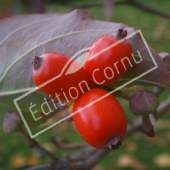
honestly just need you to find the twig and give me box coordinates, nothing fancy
[56,1,125,10]
[26,160,73,170]
[102,86,131,101]
[73,150,110,170]
[103,0,115,21]
[114,90,131,100]
[26,164,49,170]
[126,0,170,19]
[60,0,170,20]
[154,87,165,96]
[153,87,165,119]
[66,147,96,162]
[51,137,88,150]
[157,96,170,116]
[20,129,57,161]
[21,0,46,13]
[72,3,102,9]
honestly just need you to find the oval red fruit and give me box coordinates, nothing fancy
[32,52,89,101]
[85,29,133,85]
[73,88,127,149]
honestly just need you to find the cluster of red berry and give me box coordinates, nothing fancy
[32,29,133,150]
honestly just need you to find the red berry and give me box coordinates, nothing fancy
[73,88,127,149]
[85,29,133,85]
[32,52,89,101]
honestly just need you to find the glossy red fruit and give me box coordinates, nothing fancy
[32,52,89,101]
[85,29,133,85]
[73,88,127,149]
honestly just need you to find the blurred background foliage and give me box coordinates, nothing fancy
[0,0,170,170]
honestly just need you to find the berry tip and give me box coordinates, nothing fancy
[107,136,122,150]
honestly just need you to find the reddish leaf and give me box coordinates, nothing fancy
[0,9,169,114]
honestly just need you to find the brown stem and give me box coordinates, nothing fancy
[126,0,170,19]
[103,0,115,21]
[66,147,96,162]
[157,96,170,116]
[142,115,155,137]
[60,0,170,19]
[51,137,88,150]
[102,86,131,101]
[70,1,126,9]
[153,87,165,119]
[114,90,131,101]
[20,129,57,161]
[73,150,110,170]
[21,0,46,13]
[26,160,73,170]
[26,164,49,170]
[154,87,165,96]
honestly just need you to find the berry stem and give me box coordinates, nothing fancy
[142,115,155,137]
